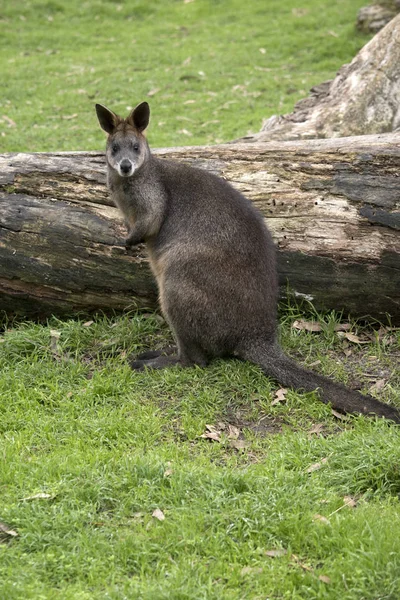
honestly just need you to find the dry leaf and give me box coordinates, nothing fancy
[2,115,17,127]
[308,423,324,435]
[83,320,94,327]
[343,495,357,508]
[227,425,240,439]
[0,521,18,542]
[334,323,351,331]
[175,115,194,122]
[308,359,321,367]
[200,424,221,442]
[230,439,249,451]
[292,320,322,332]
[21,493,55,501]
[50,329,61,356]
[206,425,221,436]
[292,7,309,16]
[152,508,165,521]
[200,431,220,441]
[319,575,331,584]
[331,409,350,421]
[147,88,160,97]
[240,566,263,576]
[163,468,173,478]
[205,424,218,432]
[275,387,288,400]
[290,554,313,572]
[369,379,386,393]
[328,495,357,517]
[272,387,288,405]
[62,114,78,120]
[313,514,330,525]
[306,457,328,473]
[265,548,287,558]
[200,119,220,128]
[344,332,369,344]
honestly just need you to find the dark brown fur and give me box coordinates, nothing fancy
[96,101,400,423]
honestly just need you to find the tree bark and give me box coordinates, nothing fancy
[1,134,399,321]
[357,2,400,33]
[236,14,400,143]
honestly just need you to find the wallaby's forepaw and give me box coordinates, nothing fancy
[124,236,136,248]
[125,231,145,248]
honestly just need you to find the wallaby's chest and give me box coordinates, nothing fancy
[108,173,142,226]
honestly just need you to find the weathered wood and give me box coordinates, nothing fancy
[0,134,399,321]
[357,2,400,33]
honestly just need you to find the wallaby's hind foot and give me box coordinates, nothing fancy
[129,343,208,371]
[130,354,182,371]
[129,345,178,370]
[134,345,177,361]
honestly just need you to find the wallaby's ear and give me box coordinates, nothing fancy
[128,102,150,132]
[95,104,119,135]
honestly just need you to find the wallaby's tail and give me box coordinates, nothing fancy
[243,344,400,423]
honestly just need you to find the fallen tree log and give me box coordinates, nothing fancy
[0,134,399,322]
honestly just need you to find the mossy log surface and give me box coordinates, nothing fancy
[0,133,399,321]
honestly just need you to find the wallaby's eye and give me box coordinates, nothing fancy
[111,143,119,154]
[133,143,140,152]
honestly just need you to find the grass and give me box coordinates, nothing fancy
[1,310,400,599]
[1,0,371,151]
[2,1,400,598]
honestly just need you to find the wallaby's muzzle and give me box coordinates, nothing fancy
[118,158,134,177]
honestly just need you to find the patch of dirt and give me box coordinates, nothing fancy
[339,352,394,382]
[225,408,286,437]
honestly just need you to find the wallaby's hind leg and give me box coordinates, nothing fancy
[129,339,208,371]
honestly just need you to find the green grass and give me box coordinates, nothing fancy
[2,1,400,598]
[0,0,371,151]
[1,310,400,599]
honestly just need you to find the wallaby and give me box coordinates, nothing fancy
[95,101,400,423]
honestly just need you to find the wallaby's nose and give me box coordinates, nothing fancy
[120,159,132,174]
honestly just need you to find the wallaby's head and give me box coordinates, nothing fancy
[95,102,150,177]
